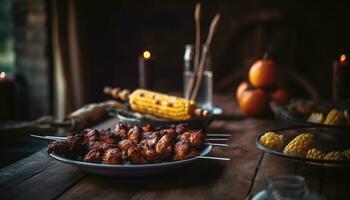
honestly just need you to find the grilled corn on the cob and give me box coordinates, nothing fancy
[306,148,325,159]
[129,89,196,120]
[323,109,343,125]
[323,151,346,160]
[342,149,350,159]
[260,132,284,151]
[306,112,324,124]
[283,133,315,157]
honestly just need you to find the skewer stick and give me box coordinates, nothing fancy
[196,156,230,161]
[31,134,65,141]
[204,142,228,147]
[205,138,229,141]
[207,134,231,137]
[185,3,202,99]
[190,14,220,101]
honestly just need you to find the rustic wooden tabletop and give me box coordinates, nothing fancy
[0,96,349,200]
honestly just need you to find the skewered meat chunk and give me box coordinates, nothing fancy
[127,126,142,144]
[84,129,100,142]
[159,129,177,140]
[175,123,190,135]
[100,129,119,144]
[173,140,199,161]
[66,134,87,157]
[103,148,123,164]
[155,135,174,159]
[142,124,154,132]
[127,146,148,164]
[115,122,130,139]
[84,148,104,163]
[178,130,205,149]
[87,141,115,152]
[48,140,71,155]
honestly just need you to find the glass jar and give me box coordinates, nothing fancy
[183,44,213,109]
[267,175,324,200]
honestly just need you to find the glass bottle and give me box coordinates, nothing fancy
[183,44,213,109]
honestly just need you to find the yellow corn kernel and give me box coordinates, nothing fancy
[260,132,284,151]
[342,149,350,160]
[323,151,346,160]
[129,89,196,120]
[323,109,343,125]
[283,133,315,157]
[306,148,325,159]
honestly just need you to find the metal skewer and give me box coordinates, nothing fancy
[203,142,229,147]
[205,138,229,141]
[196,156,230,161]
[31,134,65,141]
[206,134,231,137]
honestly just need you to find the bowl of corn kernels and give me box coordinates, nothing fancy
[270,99,350,129]
[256,126,350,166]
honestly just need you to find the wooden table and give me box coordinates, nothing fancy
[0,96,349,200]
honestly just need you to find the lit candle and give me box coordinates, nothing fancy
[332,54,350,101]
[0,71,16,120]
[138,50,155,89]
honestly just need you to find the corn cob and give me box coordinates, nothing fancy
[306,112,324,124]
[283,133,315,157]
[260,132,284,151]
[323,151,346,160]
[323,109,343,125]
[342,149,350,159]
[306,148,325,159]
[129,89,197,120]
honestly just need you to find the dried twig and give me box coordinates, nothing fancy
[190,14,220,101]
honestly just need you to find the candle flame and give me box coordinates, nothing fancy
[340,54,347,62]
[0,72,5,79]
[143,51,151,59]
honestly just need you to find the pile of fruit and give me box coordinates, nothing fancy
[236,58,289,117]
[260,132,350,161]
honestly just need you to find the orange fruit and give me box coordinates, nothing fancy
[249,59,278,88]
[236,81,249,101]
[271,89,289,105]
[238,88,269,117]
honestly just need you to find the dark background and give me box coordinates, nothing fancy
[69,0,350,104]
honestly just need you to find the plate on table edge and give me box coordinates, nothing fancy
[49,144,212,176]
[255,126,350,167]
[270,102,350,129]
[109,106,223,129]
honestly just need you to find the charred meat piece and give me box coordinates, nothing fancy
[140,133,160,149]
[127,146,148,164]
[66,134,86,157]
[127,126,142,144]
[87,141,115,152]
[83,148,104,163]
[159,129,177,140]
[175,123,190,135]
[118,139,136,151]
[155,135,174,159]
[142,124,154,132]
[48,140,71,155]
[103,148,123,164]
[100,129,119,144]
[114,122,130,139]
[173,140,199,161]
[84,129,100,142]
[178,130,205,149]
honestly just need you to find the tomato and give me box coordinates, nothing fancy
[249,59,278,88]
[236,81,249,101]
[238,88,269,117]
[271,89,289,105]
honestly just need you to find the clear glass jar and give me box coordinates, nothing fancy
[183,44,213,109]
[266,175,325,200]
